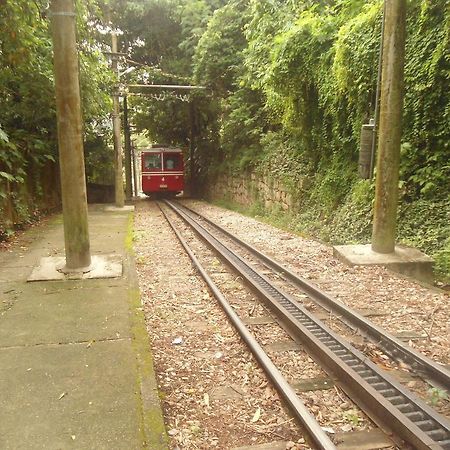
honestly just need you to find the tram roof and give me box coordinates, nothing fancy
[141,146,183,153]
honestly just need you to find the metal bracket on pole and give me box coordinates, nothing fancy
[47,11,76,17]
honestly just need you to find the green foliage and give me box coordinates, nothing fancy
[193,0,249,95]
[401,1,450,198]
[397,198,450,280]
[427,387,449,406]
[0,0,114,236]
[177,0,227,59]
[0,0,55,180]
[113,0,185,71]
[328,180,375,244]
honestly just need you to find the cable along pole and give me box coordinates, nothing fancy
[50,0,91,272]
[371,0,407,254]
[123,95,133,200]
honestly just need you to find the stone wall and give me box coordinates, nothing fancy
[207,171,295,212]
[0,161,60,236]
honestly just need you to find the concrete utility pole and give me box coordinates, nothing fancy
[50,0,91,271]
[111,31,125,207]
[123,96,133,200]
[132,142,138,196]
[189,100,197,196]
[371,0,406,254]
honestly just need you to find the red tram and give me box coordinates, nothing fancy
[141,145,184,197]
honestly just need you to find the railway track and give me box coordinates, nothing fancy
[160,199,450,449]
[170,201,450,391]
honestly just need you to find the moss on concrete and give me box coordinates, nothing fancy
[125,216,168,449]
[125,213,135,254]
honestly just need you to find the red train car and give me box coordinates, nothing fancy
[141,145,184,197]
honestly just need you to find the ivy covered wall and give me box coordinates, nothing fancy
[192,0,449,280]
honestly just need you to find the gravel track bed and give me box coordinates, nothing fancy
[182,199,449,417]
[163,202,390,439]
[134,201,309,449]
[184,200,449,365]
[135,199,449,448]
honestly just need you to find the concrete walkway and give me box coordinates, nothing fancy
[0,206,167,449]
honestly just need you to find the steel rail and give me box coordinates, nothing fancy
[165,200,450,450]
[158,203,337,450]
[173,201,450,391]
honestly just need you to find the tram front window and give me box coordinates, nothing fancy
[164,154,180,170]
[144,154,161,170]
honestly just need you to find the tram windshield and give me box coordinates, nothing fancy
[143,153,162,171]
[164,154,182,170]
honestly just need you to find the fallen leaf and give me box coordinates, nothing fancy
[251,407,261,423]
[203,393,210,407]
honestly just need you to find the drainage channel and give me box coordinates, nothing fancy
[174,201,450,391]
[165,200,450,450]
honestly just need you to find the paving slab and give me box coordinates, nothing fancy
[0,282,130,347]
[333,243,434,283]
[0,340,142,449]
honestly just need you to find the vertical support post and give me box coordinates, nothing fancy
[123,96,133,201]
[372,0,406,254]
[132,142,138,196]
[111,31,125,207]
[189,100,196,197]
[50,0,91,271]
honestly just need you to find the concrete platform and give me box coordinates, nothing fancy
[0,205,167,449]
[333,244,434,283]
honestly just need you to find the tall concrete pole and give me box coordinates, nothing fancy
[123,96,133,201]
[371,0,406,254]
[132,142,138,196]
[189,100,196,196]
[111,32,125,207]
[50,0,91,271]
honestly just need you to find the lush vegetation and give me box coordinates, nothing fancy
[1,0,448,279]
[188,0,450,280]
[0,0,112,237]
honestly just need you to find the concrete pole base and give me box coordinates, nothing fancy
[57,262,93,274]
[333,244,434,284]
[27,255,123,282]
